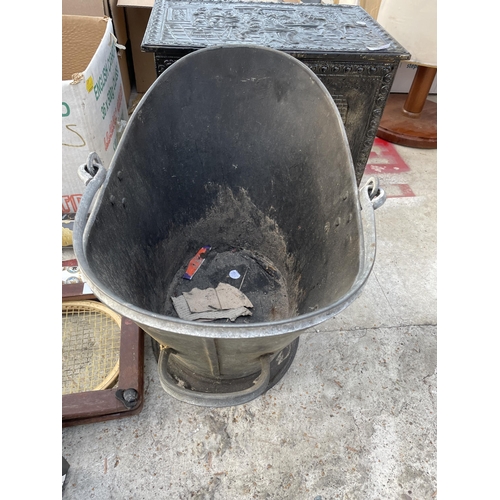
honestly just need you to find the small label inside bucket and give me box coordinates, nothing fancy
[182,246,211,280]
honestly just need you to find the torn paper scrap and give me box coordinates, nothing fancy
[366,43,391,51]
[171,295,252,322]
[216,283,253,309]
[172,283,253,321]
[183,283,253,313]
[181,287,219,313]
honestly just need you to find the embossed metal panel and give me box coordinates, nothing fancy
[142,1,410,183]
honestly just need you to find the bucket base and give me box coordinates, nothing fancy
[151,337,299,406]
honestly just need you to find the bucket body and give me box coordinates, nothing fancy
[74,45,385,406]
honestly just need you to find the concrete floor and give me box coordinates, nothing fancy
[62,99,437,499]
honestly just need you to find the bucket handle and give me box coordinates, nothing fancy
[158,348,272,407]
[347,176,386,308]
[73,153,107,260]
[363,176,386,210]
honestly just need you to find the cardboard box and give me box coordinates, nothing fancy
[62,0,109,17]
[62,15,129,214]
[63,0,131,103]
[118,0,157,93]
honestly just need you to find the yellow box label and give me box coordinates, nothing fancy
[86,76,94,93]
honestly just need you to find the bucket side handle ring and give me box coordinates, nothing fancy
[158,348,272,408]
[348,176,386,300]
[73,153,107,263]
[362,176,386,210]
[77,152,104,187]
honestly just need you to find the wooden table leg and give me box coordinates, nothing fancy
[377,65,437,148]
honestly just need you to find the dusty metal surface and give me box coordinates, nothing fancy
[72,45,388,408]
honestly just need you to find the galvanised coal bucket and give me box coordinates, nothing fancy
[73,45,386,407]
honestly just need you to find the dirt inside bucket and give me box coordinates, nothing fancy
[165,247,291,323]
[149,186,302,323]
